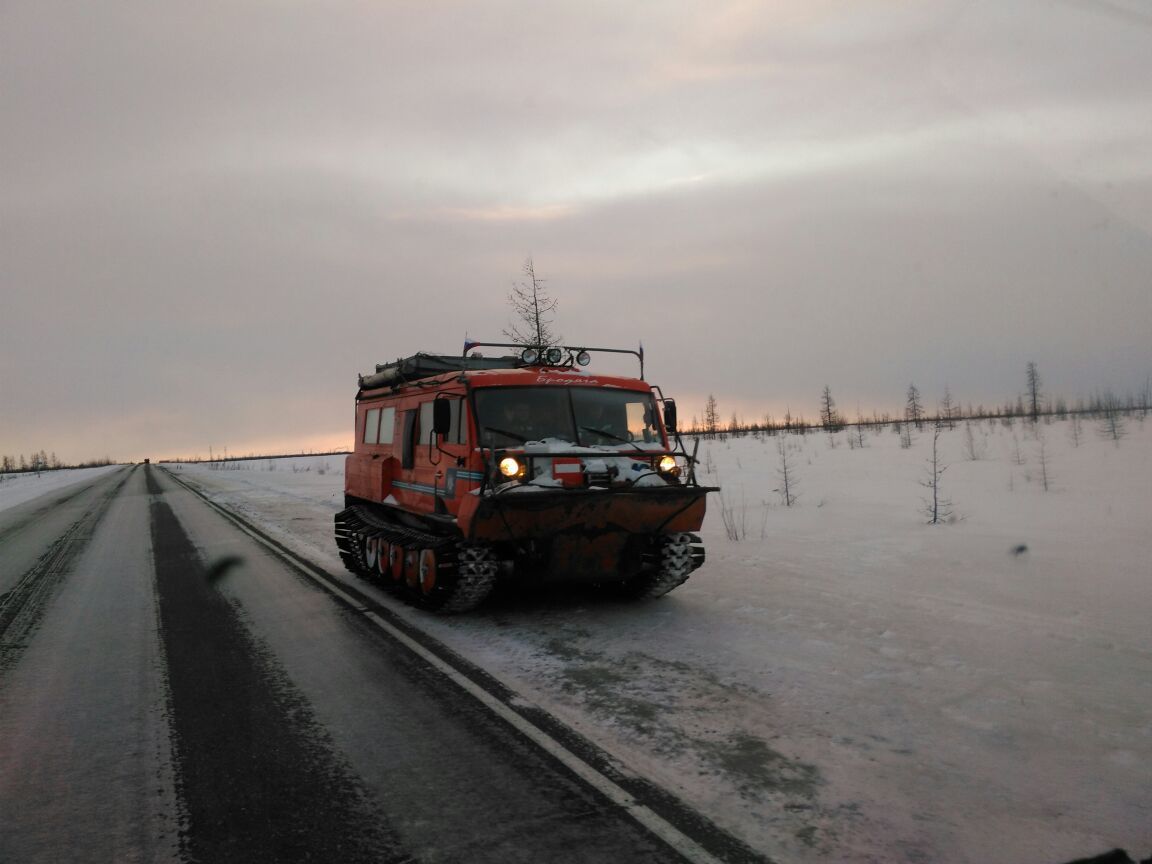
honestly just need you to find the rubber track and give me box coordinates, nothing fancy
[432,544,498,613]
[335,506,496,612]
[334,506,454,572]
[627,532,705,599]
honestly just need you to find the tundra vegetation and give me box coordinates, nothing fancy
[684,364,1148,532]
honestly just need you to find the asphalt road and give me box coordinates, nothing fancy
[0,466,759,864]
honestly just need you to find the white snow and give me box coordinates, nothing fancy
[164,417,1152,864]
[0,465,122,513]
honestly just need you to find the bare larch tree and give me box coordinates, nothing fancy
[820,386,842,433]
[1035,428,1052,491]
[704,394,720,439]
[776,437,798,507]
[1096,390,1127,445]
[1026,361,1042,423]
[921,421,953,524]
[906,383,924,430]
[939,385,956,430]
[503,257,560,347]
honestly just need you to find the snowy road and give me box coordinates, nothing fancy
[152,423,1152,864]
[3,420,1150,864]
[0,466,756,863]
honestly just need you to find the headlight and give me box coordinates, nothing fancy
[545,347,564,365]
[499,456,524,478]
[657,455,680,477]
[520,347,539,364]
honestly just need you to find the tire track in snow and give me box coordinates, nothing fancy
[0,467,133,674]
[0,472,112,546]
[146,467,407,864]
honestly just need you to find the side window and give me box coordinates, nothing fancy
[401,410,417,469]
[448,399,466,444]
[377,407,396,444]
[363,408,381,445]
[416,398,467,445]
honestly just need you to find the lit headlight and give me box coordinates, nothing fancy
[657,455,680,477]
[499,456,524,478]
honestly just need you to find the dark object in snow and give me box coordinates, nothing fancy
[1011,544,1029,556]
[205,555,243,585]
[1058,849,1152,864]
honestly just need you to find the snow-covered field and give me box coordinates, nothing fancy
[168,418,1151,864]
[0,465,122,512]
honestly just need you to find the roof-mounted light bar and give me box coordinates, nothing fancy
[462,340,645,377]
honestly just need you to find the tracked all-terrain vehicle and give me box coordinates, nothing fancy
[335,341,716,612]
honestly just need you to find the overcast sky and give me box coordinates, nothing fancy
[2,0,1150,463]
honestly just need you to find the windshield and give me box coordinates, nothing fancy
[474,387,662,447]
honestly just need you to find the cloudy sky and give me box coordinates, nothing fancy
[3,0,1150,463]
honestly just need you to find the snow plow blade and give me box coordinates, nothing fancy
[460,486,714,543]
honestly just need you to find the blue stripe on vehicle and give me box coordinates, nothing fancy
[393,480,439,496]
[394,471,484,497]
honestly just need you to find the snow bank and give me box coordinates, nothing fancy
[169,420,1152,863]
[0,465,122,514]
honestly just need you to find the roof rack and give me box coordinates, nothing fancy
[358,352,520,390]
[358,341,646,392]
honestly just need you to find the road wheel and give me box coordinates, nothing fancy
[390,544,406,581]
[364,536,379,571]
[403,548,419,589]
[417,548,440,595]
[377,542,391,578]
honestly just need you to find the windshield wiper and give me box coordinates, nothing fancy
[579,426,643,451]
[482,426,528,444]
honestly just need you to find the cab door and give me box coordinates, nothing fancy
[407,396,469,514]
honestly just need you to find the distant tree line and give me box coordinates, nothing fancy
[687,364,1151,439]
[162,447,351,465]
[0,451,115,477]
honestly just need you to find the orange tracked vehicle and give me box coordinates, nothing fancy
[334,341,716,612]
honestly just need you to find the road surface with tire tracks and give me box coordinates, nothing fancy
[0,465,765,863]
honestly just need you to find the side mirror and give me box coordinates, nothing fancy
[663,399,678,433]
[433,399,452,436]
